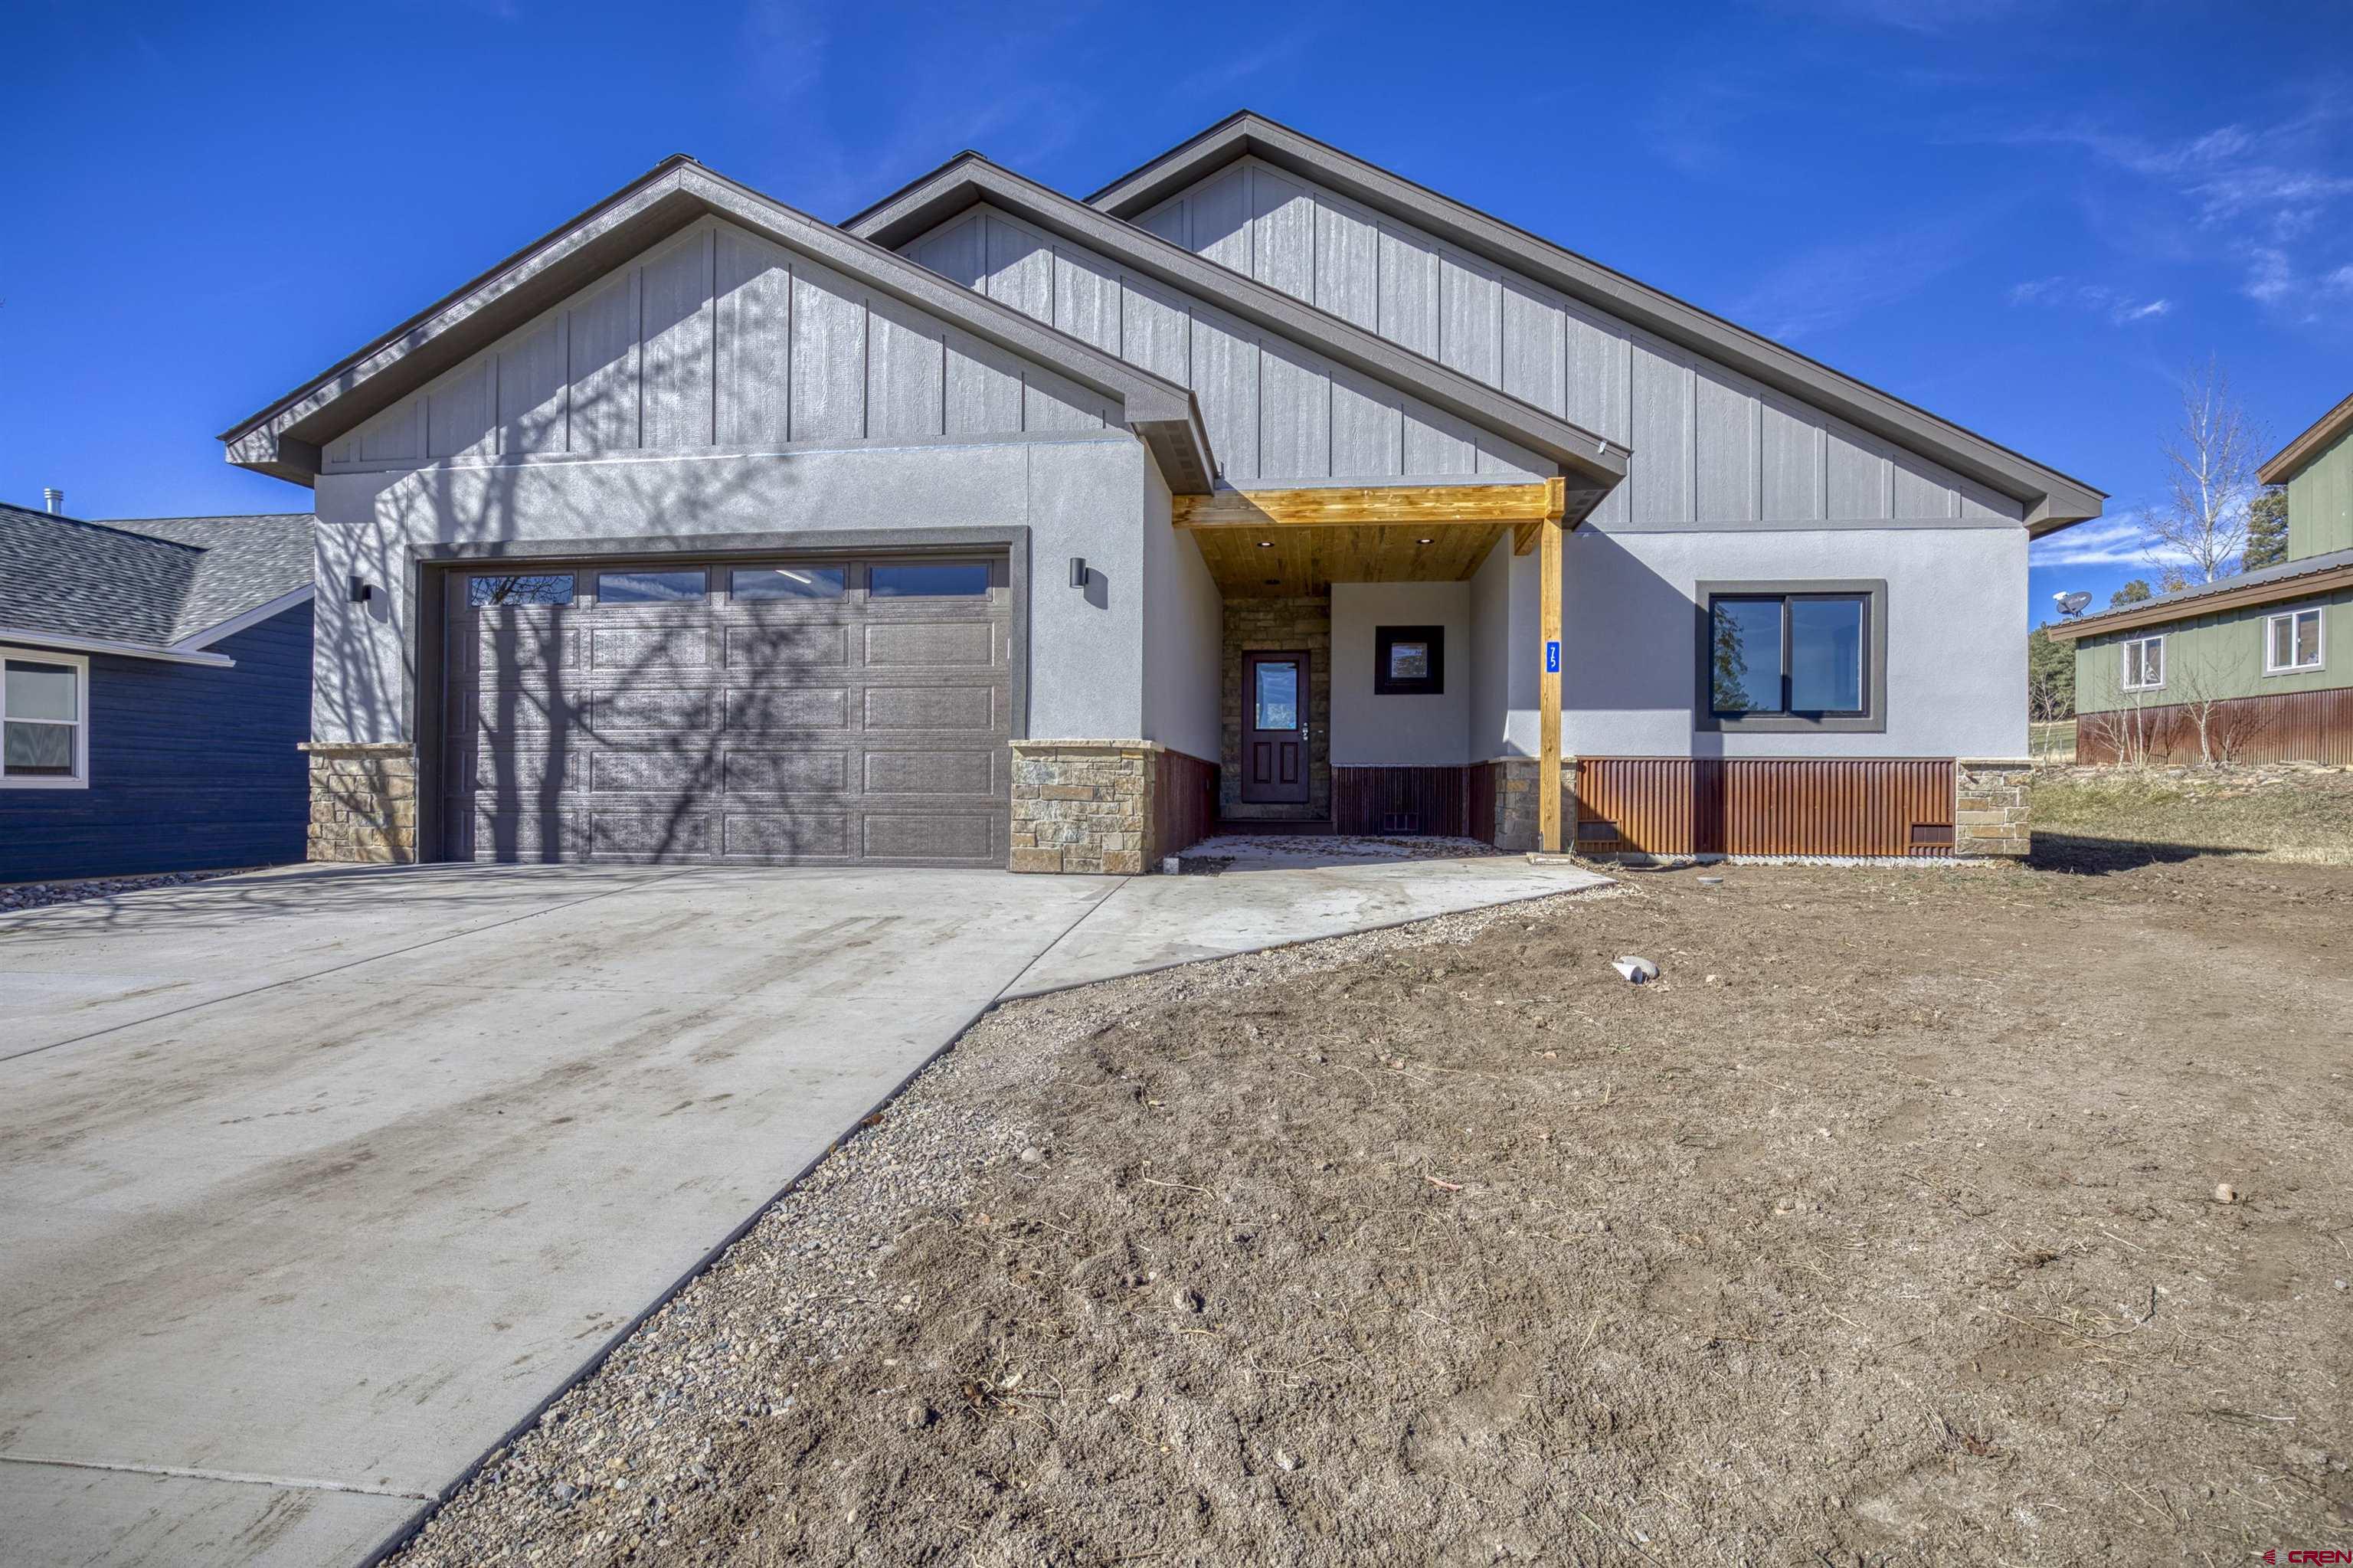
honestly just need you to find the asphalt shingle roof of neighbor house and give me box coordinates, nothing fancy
[2042,543,2353,641]
[0,502,316,656]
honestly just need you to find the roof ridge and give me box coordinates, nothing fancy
[0,501,206,552]
[846,149,1627,491]
[1085,111,2103,529]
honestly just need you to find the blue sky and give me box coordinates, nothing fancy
[5,0,2350,624]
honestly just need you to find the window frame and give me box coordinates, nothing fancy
[1693,580,1888,735]
[863,558,1001,599]
[1373,625,1445,696]
[2262,607,2324,676]
[2,647,92,791]
[2119,633,2167,692]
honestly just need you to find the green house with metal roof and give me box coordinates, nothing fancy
[2050,392,2353,764]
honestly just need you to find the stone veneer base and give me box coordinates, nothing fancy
[1010,741,1159,875]
[302,741,419,865]
[1954,758,2034,859]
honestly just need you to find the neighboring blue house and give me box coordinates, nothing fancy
[0,499,315,882]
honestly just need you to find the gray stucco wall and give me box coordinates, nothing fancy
[1550,524,2028,759]
[310,432,1155,751]
[1466,536,1515,760]
[1330,581,1471,765]
[1140,469,1223,761]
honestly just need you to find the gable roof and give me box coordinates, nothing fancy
[2259,391,2353,486]
[2040,545,2353,642]
[1087,112,2105,535]
[0,504,314,663]
[844,152,1628,506]
[219,158,1216,493]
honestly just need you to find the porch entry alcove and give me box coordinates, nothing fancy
[1177,479,1575,845]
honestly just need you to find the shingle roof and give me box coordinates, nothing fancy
[0,502,314,651]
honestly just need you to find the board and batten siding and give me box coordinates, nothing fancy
[323,217,1115,475]
[896,204,1547,488]
[1134,158,2024,532]
[2286,424,2353,561]
[0,603,313,883]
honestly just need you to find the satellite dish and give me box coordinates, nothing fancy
[2054,591,2093,617]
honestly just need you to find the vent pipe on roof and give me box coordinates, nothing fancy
[42,487,63,514]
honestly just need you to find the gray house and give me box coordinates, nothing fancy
[219,113,2101,870]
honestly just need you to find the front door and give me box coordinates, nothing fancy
[1241,650,1310,805]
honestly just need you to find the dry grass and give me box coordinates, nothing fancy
[2034,764,2353,867]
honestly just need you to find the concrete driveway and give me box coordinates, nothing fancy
[0,849,1605,1566]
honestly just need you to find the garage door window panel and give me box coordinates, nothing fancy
[596,569,709,604]
[867,561,996,597]
[732,565,846,601]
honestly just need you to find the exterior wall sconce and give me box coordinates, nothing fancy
[1069,556,1088,589]
[349,575,374,604]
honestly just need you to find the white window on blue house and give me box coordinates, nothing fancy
[2120,634,2166,692]
[2,649,89,789]
[2264,607,2322,674]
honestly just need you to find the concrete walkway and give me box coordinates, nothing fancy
[0,848,1605,1567]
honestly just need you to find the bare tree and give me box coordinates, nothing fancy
[2083,697,2157,770]
[2148,358,2265,585]
[2170,637,2265,768]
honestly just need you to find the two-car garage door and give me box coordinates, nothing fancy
[438,555,1010,866]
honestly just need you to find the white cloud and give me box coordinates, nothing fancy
[1991,101,2353,320]
[1733,211,1997,340]
[2008,277,2171,325]
[2030,512,2196,569]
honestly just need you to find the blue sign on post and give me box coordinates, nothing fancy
[1545,640,1560,674]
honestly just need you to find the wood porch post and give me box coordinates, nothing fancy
[1538,479,1566,854]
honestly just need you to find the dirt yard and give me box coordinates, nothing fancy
[400,783,2353,1566]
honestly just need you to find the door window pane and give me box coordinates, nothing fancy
[1254,662,1299,730]
[596,569,707,604]
[869,562,991,597]
[4,660,77,722]
[468,573,574,607]
[4,721,74,775]
[1789,597,1865,713]
[1709,599,1783,714]
[733,566,846,601]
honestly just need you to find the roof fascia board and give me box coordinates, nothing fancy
[1090,114,2103,533]
[224,163,1216,493]
[2040,565,2353,640]
[174,585,318,652]
[2257,391,2353,485]
[846,156,1625,489]
[0,627,237,667]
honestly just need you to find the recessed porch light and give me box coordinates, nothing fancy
[1257,540,1274,548]
[1416,537,1434,545]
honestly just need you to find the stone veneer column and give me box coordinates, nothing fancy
[302,741,419,865]
[1489,757,1576,853]
[1954,758,2034,859]
[1009,741,1158,875]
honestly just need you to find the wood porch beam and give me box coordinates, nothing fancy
[1171,477,1567,531]
[1539,513,1564,854]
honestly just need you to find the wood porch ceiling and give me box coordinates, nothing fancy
[1173,479,1573,597]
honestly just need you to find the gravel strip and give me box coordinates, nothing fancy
[392,882,1623,1566]
[0,868,250,912]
